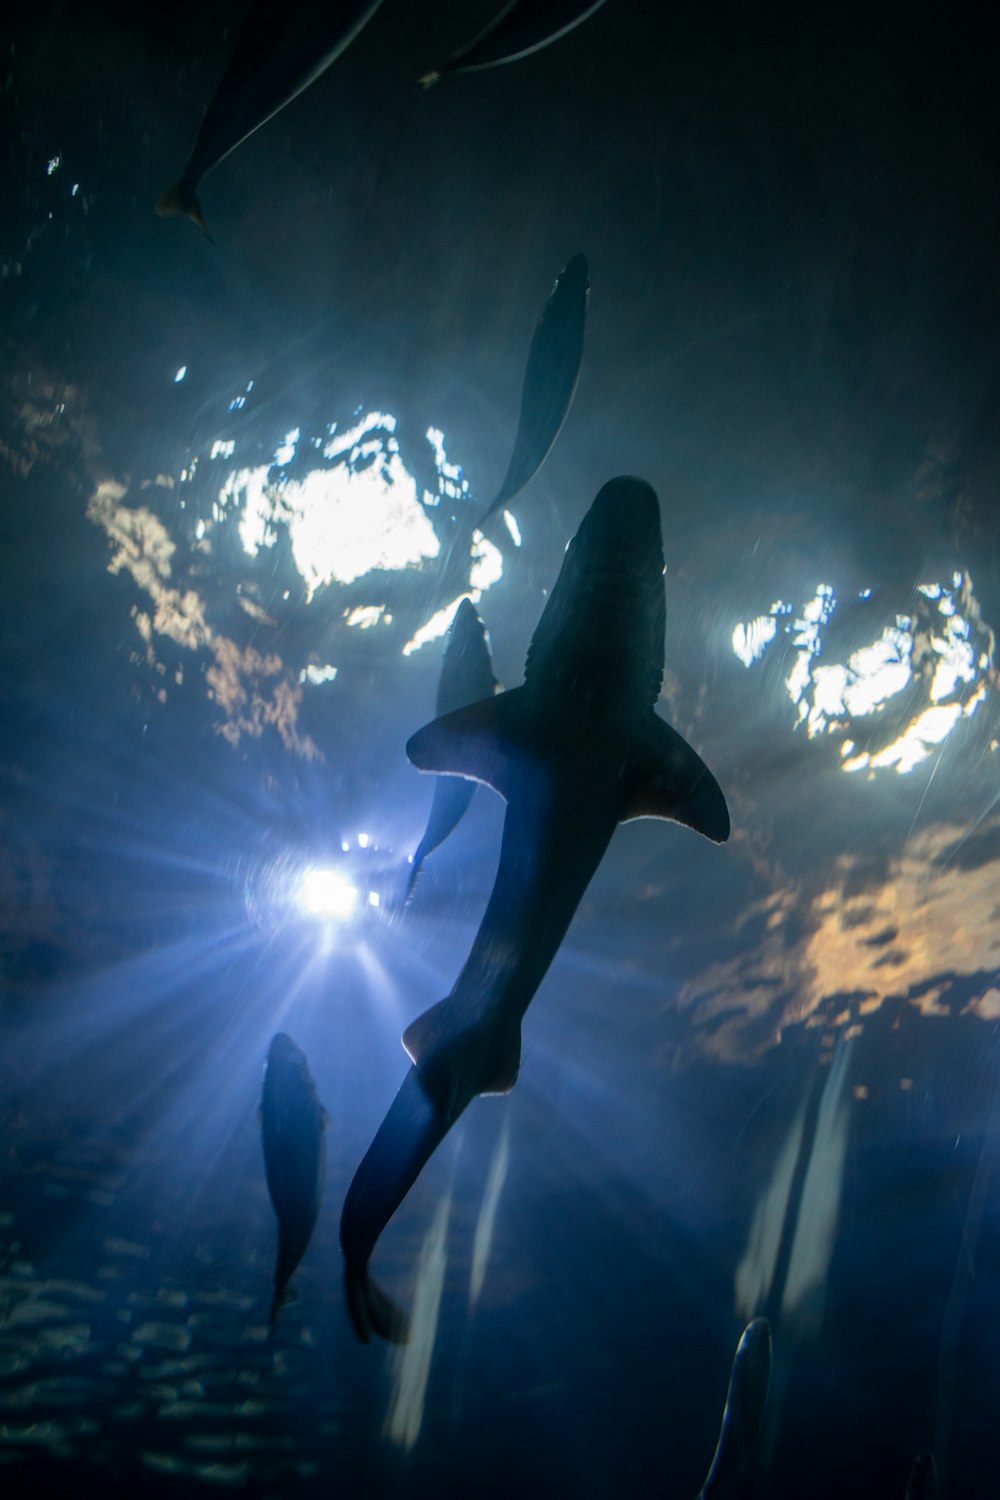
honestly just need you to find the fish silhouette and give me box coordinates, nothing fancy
[696,1318,772,1498]
[158,0,383,237]
[421,2,609,87]
[260,1032,327,1327]
[408,598,500,898]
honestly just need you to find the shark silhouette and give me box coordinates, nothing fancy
[340,475,729,1341]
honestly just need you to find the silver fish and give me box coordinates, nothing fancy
[421,1,610,87]
[481,252,589,524]
[157,0,384,237]
[408,598,500,898]
[260,1032,327,1327]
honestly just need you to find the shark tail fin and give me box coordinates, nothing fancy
[156,179,213,241]
[406,687,527,801]
[403,998,521,1100]
[344,1261,409,1345]
[623,714,730,844]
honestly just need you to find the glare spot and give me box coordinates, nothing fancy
[403,594,479,656]
[210,439,235,460]
[868,704,963,774]
[357,832,370,849]
[732,613,777,668]
[300,664,338,686]
[46,155,60,175]
[174,367,187,383]
[470,530,503,591]
[368,891,380,908]
[273,428,300,467]
[298,868,358,919]
[503,510,522,546]
[732,572,994,775]
[344,605,387,629]
[284,458,440,597]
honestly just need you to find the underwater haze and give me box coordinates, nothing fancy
[1,1,999,1496]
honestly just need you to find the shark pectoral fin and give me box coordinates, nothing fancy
[406,688,527,800]
[623,714,730,844]
[403,1000,521,1101]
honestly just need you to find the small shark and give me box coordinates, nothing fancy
[481,253,589,525]
[157,0,384,237]
[421,1,610,86]
[260,1032,328,1328]
[340,475,729,1341]
[408,598,501,898]
[696,1318,772,1498]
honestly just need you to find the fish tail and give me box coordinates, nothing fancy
[156,179,213,241]
[344,1261,409,1345]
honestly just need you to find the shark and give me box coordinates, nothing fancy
[340,475,729,1341]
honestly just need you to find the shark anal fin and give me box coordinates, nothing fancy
[623,714,730,844]
[403,999,521,1102]
[406,687,527,801]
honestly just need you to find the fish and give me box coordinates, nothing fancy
[420,1,610,87]
[696,1318,772,1499]
[157,0,384,237]
[408,598,500,898]
[340,475,729,1341]
[905,1451,939,1500]
[480,253,589,525]
[259,1032,328,1327]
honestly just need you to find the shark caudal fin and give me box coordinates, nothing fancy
[406,687,528,801]
[155,180,213,241]
[403,999,521,1104]
[623,714,730,844]
[344,1262,409,1345]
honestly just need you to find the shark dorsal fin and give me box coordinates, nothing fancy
[406,688,528,801]
[623,714,730,843]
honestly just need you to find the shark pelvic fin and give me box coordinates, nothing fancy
[623,714,730,844]
[403,999,521,1102]
[406,687,527,800]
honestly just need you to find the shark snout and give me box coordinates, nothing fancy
[576,476,663,572]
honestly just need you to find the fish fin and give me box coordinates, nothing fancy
[406,687,528,800]
[418,69,440,88]
[268,1283,295,1331]
[344,1262,409,1345]
[155,180,213,242]
[403,999,521,1099]
[623,714,730,843]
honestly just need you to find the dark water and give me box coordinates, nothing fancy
[1,2,999,1495]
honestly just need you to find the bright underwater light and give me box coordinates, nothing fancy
[297,866,359,920]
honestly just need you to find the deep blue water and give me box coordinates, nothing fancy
[1,2,999,1495]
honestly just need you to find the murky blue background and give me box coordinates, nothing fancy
[1,2,998,1494]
